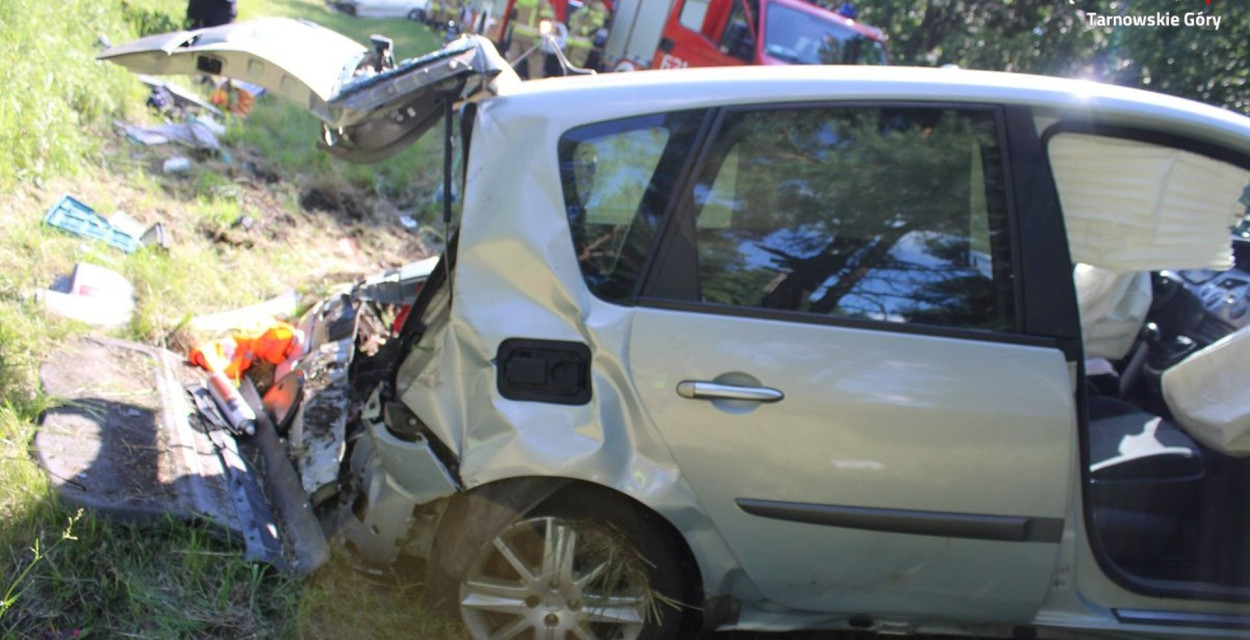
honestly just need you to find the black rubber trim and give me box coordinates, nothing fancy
[1113,609,1250,630]
[736,498,1064,543]
[637,297,1061,351]
[631,109,720,302]
[1003,106,1083,362]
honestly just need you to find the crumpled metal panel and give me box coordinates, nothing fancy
[288,338,354,502]
[394,101,763,605]
[100,24,514,161]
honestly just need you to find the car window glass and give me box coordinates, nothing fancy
[559,111,706,303]
[682,106,1015,332]
[679,0,709,32]
[764,4,885,65]
[719,0,756,61]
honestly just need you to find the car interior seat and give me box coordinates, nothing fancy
[1086,395,1205,564]
[1075,265,1206,565]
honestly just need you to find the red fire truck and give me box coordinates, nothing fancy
[490,0,888,74]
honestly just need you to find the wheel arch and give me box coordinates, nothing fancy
[428,476,710,624]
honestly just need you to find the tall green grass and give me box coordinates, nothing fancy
[0,2,467,637]
[0,0,180,187]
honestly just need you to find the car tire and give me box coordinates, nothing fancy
[408,8,426,22]
[429,487,698,640]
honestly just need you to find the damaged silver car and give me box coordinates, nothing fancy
[72,17,1250,640]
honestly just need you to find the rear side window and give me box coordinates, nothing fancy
[559,111,706,303]
[672,106,1016,332]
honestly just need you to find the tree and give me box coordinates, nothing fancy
[857,0,1248,113]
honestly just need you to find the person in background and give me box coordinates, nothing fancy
[584,17,610,72]
[187,0,236,29]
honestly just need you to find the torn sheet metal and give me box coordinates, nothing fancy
[101,22,515,162]
[392,98,753,605]
[352,256,439,305]
[287,337,354,503]
[37,338,282,565]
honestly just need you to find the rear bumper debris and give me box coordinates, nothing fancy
[37,337,329,575]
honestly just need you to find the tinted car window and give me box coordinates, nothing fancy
[764,4,888,65]
[679,106,1015,331]
[559,111,706,303]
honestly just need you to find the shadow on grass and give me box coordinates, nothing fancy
[1,335,467,639]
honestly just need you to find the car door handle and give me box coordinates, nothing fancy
[675,381,785,403]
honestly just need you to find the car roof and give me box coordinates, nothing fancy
[491,65,1250,158]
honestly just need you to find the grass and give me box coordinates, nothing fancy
[0,0,460,638]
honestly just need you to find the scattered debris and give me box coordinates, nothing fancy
[107,211,146,238]
[44,195,169,253]
[232,214,256,231]
[163,156,192,174]
[120,121,220,151]
[204,371,258,436]
[398,215,418,230]
[210,81,256,116]
[138,74,224,118]
[140,222,170,251]
[36,263,135,327]
[37,338,297,570]
[187,322,305,437]
[121,123,172,146]
[193,114,227,136]
[189,321,304,381]
[44,195,140,253]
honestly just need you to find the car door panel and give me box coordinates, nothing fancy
[623,103,1075,620]
[629,308,1074,618]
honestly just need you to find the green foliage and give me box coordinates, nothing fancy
[121,0,187,36]
[859,1,1248,112]
[0,510,80,626]
[0,0,179,187]
[0,2,459,636]
[1106,0,1250,113]
[860,0,1105,75]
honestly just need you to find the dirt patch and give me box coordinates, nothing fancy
[300,185,369,221]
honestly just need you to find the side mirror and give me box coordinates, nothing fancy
[722,20,754,62]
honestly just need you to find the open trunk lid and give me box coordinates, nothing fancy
[99,18,513,162]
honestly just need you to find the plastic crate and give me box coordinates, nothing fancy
[44,195,140,253]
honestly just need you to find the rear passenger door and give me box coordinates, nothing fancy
[627,104,1077,621]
